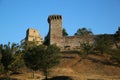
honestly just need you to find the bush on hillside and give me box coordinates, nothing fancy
[111,49,120,66]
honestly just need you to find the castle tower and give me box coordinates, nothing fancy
[47,15,62,47]
[26,28,42,45]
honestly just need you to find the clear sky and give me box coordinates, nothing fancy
[0,0,120,44]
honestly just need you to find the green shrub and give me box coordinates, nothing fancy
[111,49,120,65]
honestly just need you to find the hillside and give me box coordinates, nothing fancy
[51,51,120,80]
[1,51,120,80]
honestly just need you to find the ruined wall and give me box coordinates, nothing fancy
[26,28,42,45]
[62,35,95,50]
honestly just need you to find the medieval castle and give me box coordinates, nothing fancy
[25,15,95,50]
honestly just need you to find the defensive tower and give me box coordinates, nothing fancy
[47,15,62,47]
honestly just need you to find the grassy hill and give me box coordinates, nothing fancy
[0,51,120,80]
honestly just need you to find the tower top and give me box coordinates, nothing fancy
[48,14,62,23]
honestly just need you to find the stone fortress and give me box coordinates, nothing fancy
[25,14,94,50]
[47,15,94,50]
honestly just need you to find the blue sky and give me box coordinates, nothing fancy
[0,0,120,44]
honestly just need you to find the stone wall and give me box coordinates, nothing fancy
[61,35,95,50]
[26,28,42,45]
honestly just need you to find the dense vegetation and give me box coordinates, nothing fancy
[75,27,120,66]
[0,41,61,80]
[74,27,93,36]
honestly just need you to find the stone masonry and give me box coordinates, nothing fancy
[47,15,94,50]
[25,28,42,45]
[47,15,63,47]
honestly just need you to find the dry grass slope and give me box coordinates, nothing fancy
[0,51,120,80]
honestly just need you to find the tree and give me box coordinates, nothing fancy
[0,42,24,79]
[114,27,120,49]
[1,42,17,79]
[62,28,68,36]
[24,45,61,80]
[9,52,25,73]
[74,27,93,36]
[39,45,61,80]
[20,40,37,52]
[0,44,2,62]
[94,34,114,55]
[24,45,45,78]
[0,44,4,73]
[80,41,94,59]
[43,35,49,45]
[111,49,120,65]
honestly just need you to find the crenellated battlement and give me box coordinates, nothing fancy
[48,15,62,23]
